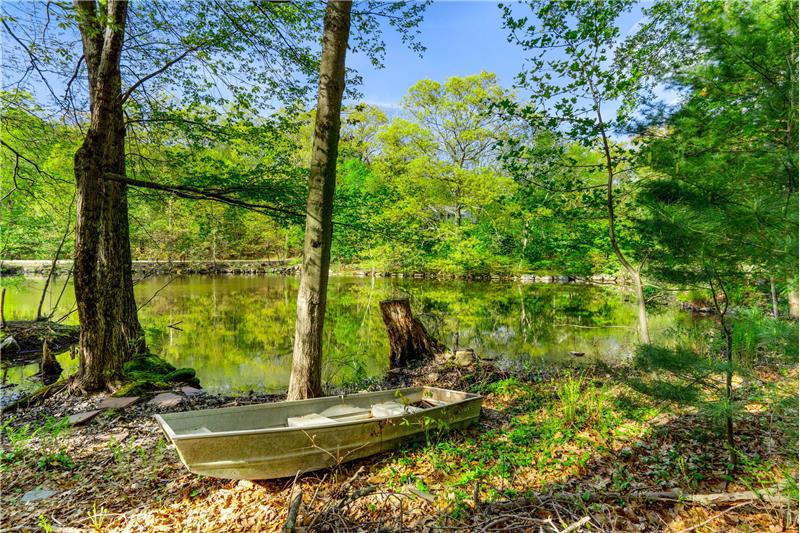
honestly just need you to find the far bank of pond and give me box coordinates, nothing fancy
[2,274,698,395]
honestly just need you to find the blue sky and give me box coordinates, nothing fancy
[347,1,651,112]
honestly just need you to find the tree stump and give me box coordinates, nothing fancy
[380,298,445,369]
[41,340,62,385]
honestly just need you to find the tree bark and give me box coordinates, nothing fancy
[380,299,445,369]
[769,277,779,318]
[287,0,352,400]
[72,0,145,391]
[41,340,62,385]
[789,285,799,318]
[0,287,5,329]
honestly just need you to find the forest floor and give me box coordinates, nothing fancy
[1,359,797,532]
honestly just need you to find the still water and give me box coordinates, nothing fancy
[3,275,692,394]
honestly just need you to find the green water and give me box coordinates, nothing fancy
[2,274,692,394]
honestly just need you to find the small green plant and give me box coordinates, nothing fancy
[87,503,107,532]
[37,515,53,533]
[37,450,74,471]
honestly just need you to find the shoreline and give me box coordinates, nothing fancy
[0,259,626,284]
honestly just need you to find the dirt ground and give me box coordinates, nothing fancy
[1,361,797,532]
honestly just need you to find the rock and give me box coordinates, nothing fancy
[181,386,205,397]
[67,410,102,426]
[98,396,140,409]
[454,348,475,367]
[148,392,183,409]
[0,335,19,353]
[165,367,197,383]
[99,431,130,443]
[20,487,58,503]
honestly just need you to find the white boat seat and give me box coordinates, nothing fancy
[287,413,337,428]
[320,404,371,419]
[371,401,423,418]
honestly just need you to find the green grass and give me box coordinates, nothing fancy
[378,372,656,501]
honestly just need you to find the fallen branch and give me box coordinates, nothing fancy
[560,515,591,533]
[281,490,303,533]
[534,484,793,506]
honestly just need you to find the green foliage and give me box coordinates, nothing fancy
[0,416,72,471]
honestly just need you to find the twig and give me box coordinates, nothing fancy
[137,274,180,311]
[560,515,591,533]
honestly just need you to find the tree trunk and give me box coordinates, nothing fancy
[0,287,6,329]
[632,271,650,344]
[72,0,145,391]
[588,76,650,344]
[41,340,62,385]
[709,275,736,468]
[769,277,779,318]
[380,298,445,369]
[287,0,352,400]
[789,285,799,318]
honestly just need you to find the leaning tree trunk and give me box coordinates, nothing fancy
[380,299,445,369]
[72,0,145,391]
[598,122,650,344]
[287,0,352,400]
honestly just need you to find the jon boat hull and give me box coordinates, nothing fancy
[154,386,482,480]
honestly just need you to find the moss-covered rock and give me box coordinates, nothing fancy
[165,367,197,383]
[112,354,200,397]
[123,353,176,380]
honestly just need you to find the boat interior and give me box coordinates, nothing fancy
[157,387,478,438]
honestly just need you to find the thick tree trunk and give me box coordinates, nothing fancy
[287,0,352,400]
[72,0,145,391]
[380,299,445,369]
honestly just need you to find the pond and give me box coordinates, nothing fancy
[2,274,694,395]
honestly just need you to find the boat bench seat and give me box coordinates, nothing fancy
[287,413,338,428]
[371,401,423,418]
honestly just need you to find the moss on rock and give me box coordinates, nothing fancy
[113,354,200,397]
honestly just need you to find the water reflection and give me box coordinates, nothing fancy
[3,275,692,394]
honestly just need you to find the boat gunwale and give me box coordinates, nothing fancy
[154,386,482,442]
